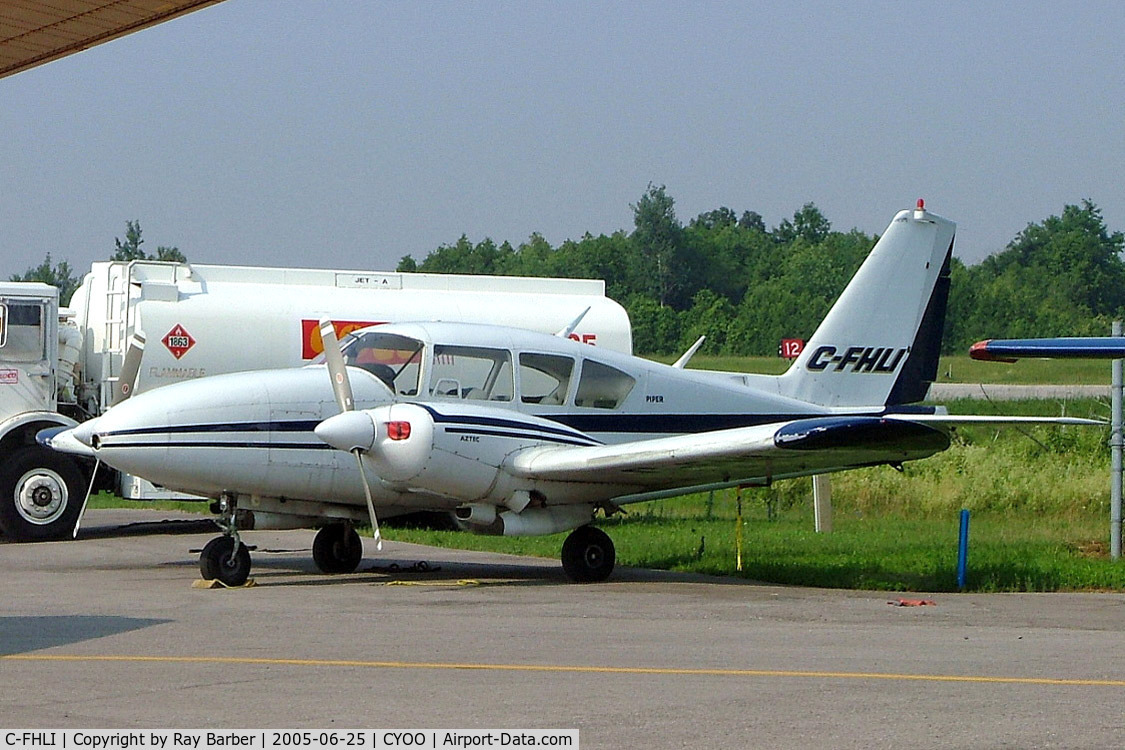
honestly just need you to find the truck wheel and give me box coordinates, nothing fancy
[0,445,86,541]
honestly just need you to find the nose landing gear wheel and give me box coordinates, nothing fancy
[561,525,615,583]
[313,523,364,574]
[199,536,251,586]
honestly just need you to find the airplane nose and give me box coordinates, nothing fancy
[35,424,97,458]
[315,411,376,453]
[70,419,100,449]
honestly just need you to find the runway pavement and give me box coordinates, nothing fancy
[3,508,1125,749]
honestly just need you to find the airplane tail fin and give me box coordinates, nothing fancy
[777,202,956,408]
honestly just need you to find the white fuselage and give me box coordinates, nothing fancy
[79,322,835,519]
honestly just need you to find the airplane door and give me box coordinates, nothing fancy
[0,298,53,416]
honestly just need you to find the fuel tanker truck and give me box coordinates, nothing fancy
[0,260,631,541]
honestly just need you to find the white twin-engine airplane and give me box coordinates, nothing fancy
[45,203,1098,585]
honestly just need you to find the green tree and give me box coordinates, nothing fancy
[113,220,147,261]
[397,255,418,272]
[112,220,187,263]
[10,253,80,305]
[738,210,766,233]
[631,184,685,308]
[417,236,511,275]
[624,294,681,354]
[773,202,831,244]
[155,245,186,262]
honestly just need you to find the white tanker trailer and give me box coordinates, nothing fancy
[0,260,631,541]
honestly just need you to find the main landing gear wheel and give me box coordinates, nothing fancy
[313,523,364,574]
[561,525,616,583]
[199,536,251,587]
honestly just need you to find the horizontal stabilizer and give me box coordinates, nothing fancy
[970,337,1125,361]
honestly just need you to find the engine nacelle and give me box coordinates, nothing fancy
[367,403,435,483]
[487,504,596,537]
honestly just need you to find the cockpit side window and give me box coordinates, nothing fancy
[340,331,424,395]
[574,359,635,409]
[0,302,45,363]
[430,345,513,401]
[519,353,574,405]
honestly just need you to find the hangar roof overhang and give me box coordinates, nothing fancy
[0,1,227,80]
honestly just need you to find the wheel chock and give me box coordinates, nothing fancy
[192,578,257,589]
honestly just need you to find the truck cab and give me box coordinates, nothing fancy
[0,282,87,540]
[0,283,58,416]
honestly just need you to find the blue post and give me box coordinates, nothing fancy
[957,509,970,590]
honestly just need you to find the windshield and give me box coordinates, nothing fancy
[338,331,424,396]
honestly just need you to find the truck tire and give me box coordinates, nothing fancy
[0,445,86,541]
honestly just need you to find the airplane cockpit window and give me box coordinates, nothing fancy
[574,359,635,409]
[519,353,574,405]
[430,345,513,401]
[0,302,45,363]
[340,331,423,395]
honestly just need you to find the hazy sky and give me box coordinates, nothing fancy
[2,1,1123,282]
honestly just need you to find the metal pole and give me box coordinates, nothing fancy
[1111,321,1122,560]
[957,509,970,590]
[735,486,744,572]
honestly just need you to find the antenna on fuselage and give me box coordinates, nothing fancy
[555,307,591,339]
[672,336,706,369]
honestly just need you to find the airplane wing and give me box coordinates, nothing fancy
[506,416,952,499]
[507,413,1101,502]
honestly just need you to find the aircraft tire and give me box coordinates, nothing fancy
[312,523,364,574]
[0,445,85,542]
[199,536,251,586]
[561,525,615,583]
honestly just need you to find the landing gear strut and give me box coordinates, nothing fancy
[312,523,364,574]
[561,525,615,583]
[199,493,251,586]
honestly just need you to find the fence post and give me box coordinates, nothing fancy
[813,475,833,533]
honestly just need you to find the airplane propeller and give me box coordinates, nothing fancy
[315,319,383,550]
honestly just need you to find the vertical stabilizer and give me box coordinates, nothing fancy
[777,203,956,407]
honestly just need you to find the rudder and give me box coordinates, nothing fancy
[777,203,956,408]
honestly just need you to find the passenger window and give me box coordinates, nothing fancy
[0,302,45,363]
[431,346,513,401]
[519,353,574,405]
[574,360,635,409]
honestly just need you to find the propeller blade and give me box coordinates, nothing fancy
[72,458,101,539]
[322,318,381,550]
[354,450,383,551]
[319,318,354,412]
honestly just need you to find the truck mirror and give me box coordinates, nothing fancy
[0,303,6,347]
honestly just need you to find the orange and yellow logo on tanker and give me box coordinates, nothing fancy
[301,319,385,359]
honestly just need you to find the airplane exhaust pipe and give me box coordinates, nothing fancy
[455,503,497,526]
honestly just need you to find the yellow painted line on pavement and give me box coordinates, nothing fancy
[3,653,1124,687]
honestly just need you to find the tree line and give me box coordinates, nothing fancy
[399,186,1125,355]
[13,192,1124,356]
[10,220,184,305]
